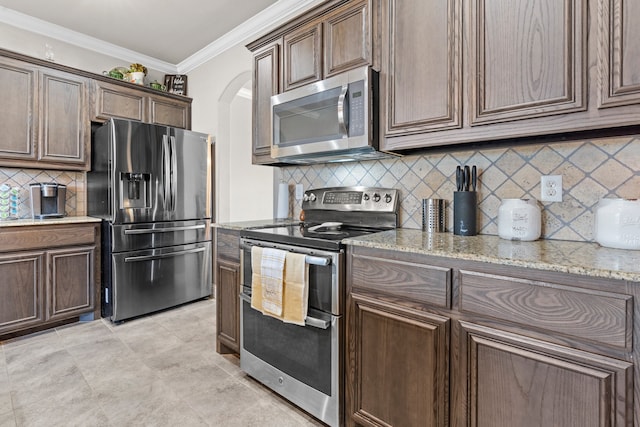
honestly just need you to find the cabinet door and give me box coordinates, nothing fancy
[381,0,462,137]
[252,41,281,165]
[148,95,191,129]
[216,258,240,354]
[0,58,38,163]
[599,0,640,107]
[458,321,633,427]
[92,80,147,122]
[469,0,586,125]
[46,246,95,320]
[0,252,44,334]
[283,21,323,90]
[39,70,90,168]
[324,0,370,77]
[348,293,449,427]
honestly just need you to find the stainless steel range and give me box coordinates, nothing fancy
[239,186,399,427]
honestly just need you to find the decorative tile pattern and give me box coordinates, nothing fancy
[0,168,85,218]
[280,134,640,242]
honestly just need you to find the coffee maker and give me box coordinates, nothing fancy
[30,183,66,219]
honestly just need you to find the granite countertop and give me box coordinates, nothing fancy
[344,229,640,283]
[0,216,102,228]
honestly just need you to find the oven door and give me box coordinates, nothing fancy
[239,238,343,427]
[240,294,341,427]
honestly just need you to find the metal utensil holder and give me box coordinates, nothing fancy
[422,198,445,232]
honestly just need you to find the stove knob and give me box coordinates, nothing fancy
[303,194,309,202]
[372,193,381,202]
[309,193,317,202]
[363,193,370,201]
[384,193,393,203]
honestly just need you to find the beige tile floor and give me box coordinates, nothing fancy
[0,298,325,427]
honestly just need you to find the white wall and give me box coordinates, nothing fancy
[0,22,276,223]
[187,44,275,223]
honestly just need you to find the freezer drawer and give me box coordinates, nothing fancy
[107,241,211,322]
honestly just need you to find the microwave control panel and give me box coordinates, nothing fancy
[348,79,366,137]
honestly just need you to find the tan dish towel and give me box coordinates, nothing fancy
[251,247,309,326]
[281,251,309,325]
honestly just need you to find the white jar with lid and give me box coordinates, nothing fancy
[594,198,640,250]
[498,199,541,241]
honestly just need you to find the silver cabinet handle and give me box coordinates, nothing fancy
[124,246,206,262]
[124,224,206,234]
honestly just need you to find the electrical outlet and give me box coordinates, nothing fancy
[540,175,563,202]
[295,184,304,200]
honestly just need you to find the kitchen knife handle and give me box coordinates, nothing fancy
[456,166,462,191]
[472,165,477,192]
[464,165,470,191]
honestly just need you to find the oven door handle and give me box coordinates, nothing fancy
[241,244,331,266]
[240,292,331,330]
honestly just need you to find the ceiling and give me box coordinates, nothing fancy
[0,0,324,72]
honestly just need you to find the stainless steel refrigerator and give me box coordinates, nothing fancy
[88,118,213,322]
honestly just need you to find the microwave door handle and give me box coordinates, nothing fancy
[337,84,349,136]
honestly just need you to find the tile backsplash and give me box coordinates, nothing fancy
[280,133,640,242]
[0,168,85,219]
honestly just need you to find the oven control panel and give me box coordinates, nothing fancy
[302,186,399,212]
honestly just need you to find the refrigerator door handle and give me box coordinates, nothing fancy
[170,135,178,212]
[124,246,207,262]
[124,224,206,234]
[162,134,171,208]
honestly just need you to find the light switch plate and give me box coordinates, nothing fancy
[295,184,304,200]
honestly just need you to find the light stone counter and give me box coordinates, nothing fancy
[0,216,102,228]
[344,229,640,283]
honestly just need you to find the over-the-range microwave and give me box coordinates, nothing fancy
[270,66,397,164]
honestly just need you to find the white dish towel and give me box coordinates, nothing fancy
[260,247,287,316]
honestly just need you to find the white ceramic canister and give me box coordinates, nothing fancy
[498,198,541,241]
[594,198,640,250]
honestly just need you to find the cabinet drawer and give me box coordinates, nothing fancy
[0,224,97,252]
[351,253,451,308]
[216,228,240,262]
[459,270,632,350]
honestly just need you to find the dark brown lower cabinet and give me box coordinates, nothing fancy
[346,244,636,427]
[215,227,241,355]
[216,258,240,354]
[0,251,44,332]
[348,293,449,427]
[459,321,633,427]
[0,222,100,338]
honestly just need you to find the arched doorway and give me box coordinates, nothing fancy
[216,71,275,222]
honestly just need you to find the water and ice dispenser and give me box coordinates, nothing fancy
[119,172,151,209]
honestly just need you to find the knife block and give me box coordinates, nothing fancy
[453,191,477,236]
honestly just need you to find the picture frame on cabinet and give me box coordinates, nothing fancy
[164,74,188,95]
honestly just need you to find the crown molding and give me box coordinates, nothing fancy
[0,6,177,73]
[0,0,326,75]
